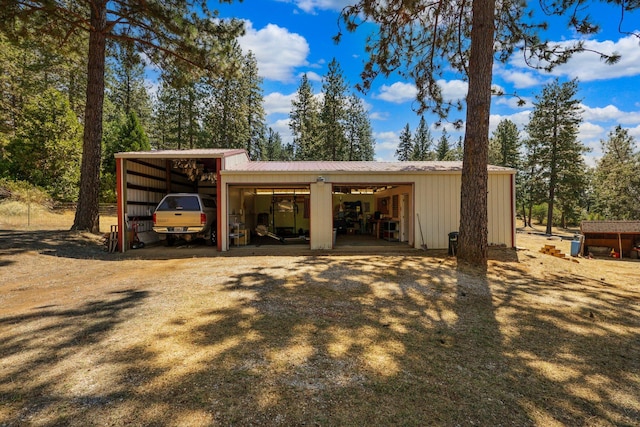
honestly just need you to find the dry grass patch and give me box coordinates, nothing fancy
[0,228,638,426]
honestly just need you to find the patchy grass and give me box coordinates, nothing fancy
[0,229,638,426]
[0,201,116,232]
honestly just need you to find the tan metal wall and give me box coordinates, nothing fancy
[414,173,462,249]
[487,173,515,247]
[222,152,251,169]
[310,181,334,249]
[220,170,515,251]
[413,172,515,249]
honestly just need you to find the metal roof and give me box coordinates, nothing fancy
[581,220,640,234]
[225,161,514,173]
[114,148,248,159]
[113,149,515,174]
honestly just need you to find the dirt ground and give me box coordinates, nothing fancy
[0,225,638,426]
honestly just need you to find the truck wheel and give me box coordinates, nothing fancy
[207,226,217,246]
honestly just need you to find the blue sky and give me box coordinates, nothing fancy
[212,0,640,165]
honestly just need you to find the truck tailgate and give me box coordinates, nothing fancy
[153,211,204,231]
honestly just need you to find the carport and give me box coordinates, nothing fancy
[114,149,248,252]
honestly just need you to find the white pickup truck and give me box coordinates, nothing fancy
[152,193,217,246]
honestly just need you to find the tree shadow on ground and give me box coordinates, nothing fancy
[1,250,637,426]
[0,290,150,424]
[0,230,112,261]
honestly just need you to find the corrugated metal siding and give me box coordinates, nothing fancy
[487,173,514,247]
[222,152,251,169]
[414,174,461,249]
[124,158,166,218]
[310,182,333,249]
[218,168,515,251]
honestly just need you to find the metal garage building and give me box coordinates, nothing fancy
[114,148,516,253]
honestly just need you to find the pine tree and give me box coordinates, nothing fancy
[155,75,207,150]
[264,128,293,161]
[320,58,349,160]
[337,1,634,267]
[395,124,413,161]
[521,138,547,227]
[525,79,587,234]
[106,41,152,130]
[243,51,267,160]
[411,116,435,161]
[435,129,452,161]
[0,0,244,232]
[344,94,375,161]
[0,33,86,159]
[206,42,248,150]
[489,119,521,167]
[490,119,525,223]
[592,126,640,219]
[105,112,149,170]
[289,74,321,160]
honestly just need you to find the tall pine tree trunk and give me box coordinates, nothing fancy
[546,140,558,235]
[546,182,555,234]
[72,1,106,233]
[458,0,495,269]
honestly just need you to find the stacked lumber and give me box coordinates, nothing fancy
[539,244,579,263]
[540,244,565,258]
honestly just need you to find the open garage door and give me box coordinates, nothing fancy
[226,186,311,248]
[331,183,413,248]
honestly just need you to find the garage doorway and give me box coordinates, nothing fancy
[332,184,413,248]
[228,186,311,248]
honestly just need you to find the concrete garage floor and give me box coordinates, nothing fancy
[234,231,410,249]
[335,232,407,247]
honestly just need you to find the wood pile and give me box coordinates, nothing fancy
[539,244,579,263]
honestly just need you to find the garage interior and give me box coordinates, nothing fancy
[227,183,412,248]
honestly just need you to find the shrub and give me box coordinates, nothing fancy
[0,178,52,207]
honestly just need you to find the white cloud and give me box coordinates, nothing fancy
[374,82,417,103]
[438,79,468,102]
[375,131,399,145]
[144,78,160,99]
[509,34,640,82]
[268,118,293,146]
[579,121,607,165]
[374,79,468,105]
[498,69,543,89]
[495,95,534,109]
[298,71,323,82]
[552,35,640,81]
[374,131,400,161]
[579,121,606,143]
[238,21,309,83]
[490,110,532,129]
[264,92,294,116]
[581,104,640,125]
[369,111,389,121]
[627,124,640,140]
[279,0,352,13]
